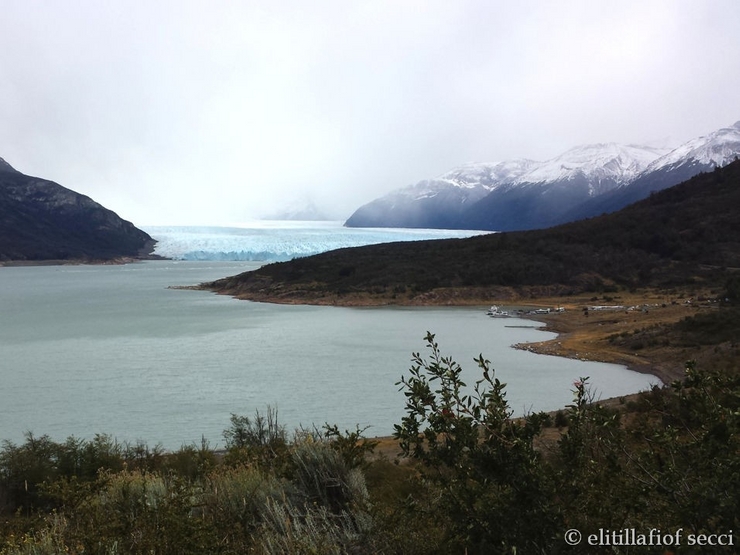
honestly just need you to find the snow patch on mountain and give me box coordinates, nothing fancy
[642,121,740,172]
[390,159,536,204]
[438,159,537,189]
[403,143,668,201]
[515,143,668,189]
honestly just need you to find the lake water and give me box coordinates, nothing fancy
[0,260,659,450]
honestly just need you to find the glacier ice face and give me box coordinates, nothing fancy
[144,221,489,261]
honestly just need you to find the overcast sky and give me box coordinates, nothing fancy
[1,1,739,225]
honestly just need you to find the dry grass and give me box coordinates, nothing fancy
[511,289,719,384]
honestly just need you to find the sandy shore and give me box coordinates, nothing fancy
[507,294,696,385]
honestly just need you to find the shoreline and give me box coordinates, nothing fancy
[205,285,700,385]
[0,238,169,268]
[510,312,677,385]
[507,294,703,385]
[0,239,166,267]
[0,254,168,268]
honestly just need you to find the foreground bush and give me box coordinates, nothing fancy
[386,335,740,554]
[393,332,556,553]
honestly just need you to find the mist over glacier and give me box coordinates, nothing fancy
[144,221,490,261]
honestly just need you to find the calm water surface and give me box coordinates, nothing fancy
[0,261,659,449]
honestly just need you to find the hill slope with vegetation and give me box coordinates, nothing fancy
[0,161,154,262]
[205,159,740,305]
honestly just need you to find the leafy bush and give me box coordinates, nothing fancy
[322,424,378,469]
[391,335,740,554]
[204,464,286,546]
[393,332,556,553]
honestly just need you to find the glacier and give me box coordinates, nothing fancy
[144,221,490,261]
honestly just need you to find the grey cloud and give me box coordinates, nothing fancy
[0,0,738,224]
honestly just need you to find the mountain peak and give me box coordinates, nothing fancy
[513,142,667,186]
[645,120,740,171]
[0,157,18,173]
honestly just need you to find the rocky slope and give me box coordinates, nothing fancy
[0,159,155,261]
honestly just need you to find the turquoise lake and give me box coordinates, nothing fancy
[0,260,659,449]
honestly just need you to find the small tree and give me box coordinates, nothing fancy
[393,332,557,554]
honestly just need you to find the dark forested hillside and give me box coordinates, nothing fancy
[206,160,740,303]
[0,162,154,261]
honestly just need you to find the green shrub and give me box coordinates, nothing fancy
[393,332,557,553]
[322,424,378,469]
[290,440,369,515]
[257,497,371,555]
[222,406,288,468]
[203,464,286,547]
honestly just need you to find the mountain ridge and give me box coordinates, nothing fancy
[345,121,740,231]
[0,160,156,262]
[560,121,740,224]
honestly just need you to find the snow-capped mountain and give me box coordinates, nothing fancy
[345,142,668,230]
[264,198,334,221]
[512,143,666,190]
[461,143,668,231]
[439,159,538,189]
[647,120,740,171]
[345,121,740,231]
[563,121,740,224]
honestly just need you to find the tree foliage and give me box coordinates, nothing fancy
[393,332,556,553]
